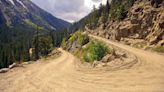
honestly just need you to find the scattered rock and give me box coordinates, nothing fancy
[93,60,101,67]
[9,63,17,69]
[85,0,163,47]
[22,62,30,65]
[115,51,127,58]
[101,54,115,63]
[0,68,9,73]
[96,63,106,68]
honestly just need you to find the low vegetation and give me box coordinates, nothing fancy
[78,33,89,46]
[83,41,109,63]
[61,31,89,49]
[61,31,110,63]
[153,46,164,53]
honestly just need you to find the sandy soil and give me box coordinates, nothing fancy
[0,35,164,92]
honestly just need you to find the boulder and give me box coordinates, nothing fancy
[93,61,107,68]
[96,63,106,68]
[115,51,126,58]
[0,68,9,73]
[93,60,102,67]
[9,63,17,69]
[101,54,115,63]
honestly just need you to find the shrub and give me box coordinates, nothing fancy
[78,34,89,46]
[83,41,109,62]
[153,46,164,53]
[68,31,81,43]
[61,38,67,49]
[68,34,77,43]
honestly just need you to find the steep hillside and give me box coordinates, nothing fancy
[0,0,70,30]
[0,0,71,69]
[73,0,164,51]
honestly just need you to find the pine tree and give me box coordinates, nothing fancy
[99,3,103,16]
[34,26,39,60]
[101,0,110,27]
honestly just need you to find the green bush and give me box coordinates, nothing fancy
[67,31,89,46]
[61,38,67,49]
[83,41,109,62]
[78,34,89,46]
[153,46,164,53]
[68,34,77,43]
[68,31,81,43]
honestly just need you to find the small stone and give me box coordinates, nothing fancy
[93,60,101,67]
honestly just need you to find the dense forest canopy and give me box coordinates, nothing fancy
[0,23,70,68]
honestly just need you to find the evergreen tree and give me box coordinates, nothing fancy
[34,26,39,60]
[101,0,110,27]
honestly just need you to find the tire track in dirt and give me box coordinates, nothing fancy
[0,35,164,92]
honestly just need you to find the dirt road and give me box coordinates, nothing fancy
[0,35,164,92]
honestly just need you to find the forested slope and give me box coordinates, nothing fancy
[0,0,71,68]
[71,0,164,52]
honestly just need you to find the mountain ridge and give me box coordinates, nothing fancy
[0,0,71,30]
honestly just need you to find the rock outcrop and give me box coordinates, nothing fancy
[86,0,164,47]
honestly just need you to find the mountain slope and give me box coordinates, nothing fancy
[0,0,71,69]
[0,0,70,30]
[72,0,164,50]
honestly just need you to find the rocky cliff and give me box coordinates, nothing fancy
[86,0,164,47]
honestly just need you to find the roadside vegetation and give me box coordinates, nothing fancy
[83,41,109,63]
[61,31,110,63]
[153,46,164,53]
[61,31,89,49]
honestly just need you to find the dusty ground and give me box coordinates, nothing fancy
[0,35,164,92]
